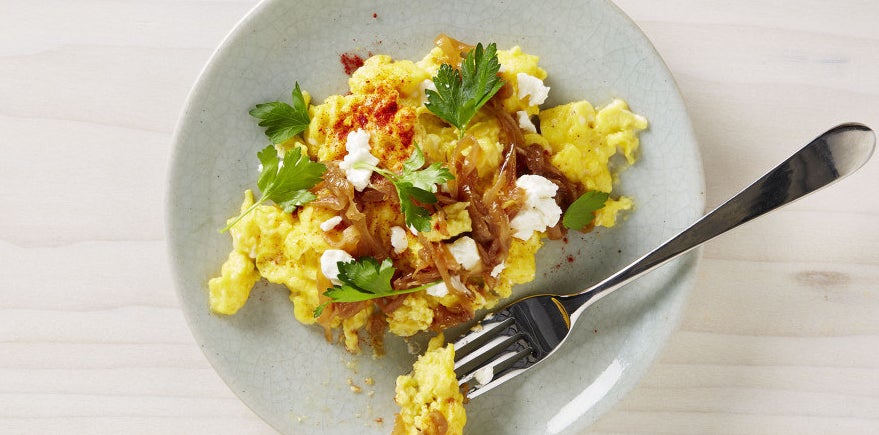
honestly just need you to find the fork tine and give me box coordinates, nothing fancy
[465,369,525,399]
[458,345,532,387]
[452,316,514,359]
[454,330,526,376]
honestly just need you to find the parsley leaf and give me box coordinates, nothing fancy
[396,182,437,231]
[220,145,326,232]
[255,145,325,204]
[396,145,453,192]
[313,257,439,317]
[249,82,311,144]
[562,191,610,230]
[332,257,396,299]
[363,144,455,232]
[425,42,504,138]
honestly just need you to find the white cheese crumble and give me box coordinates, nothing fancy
[418,79,437,105]
[425,275,468,298]
[339,129,379,191]
[516,73,550,106]
[517,110,537,133]
[319,249,354,285]
[426,281,448,298]
[490,262,506,278]
[390,226,408,254]
[320,216,343,232]
[473,365,494,386]
[510,174,562,240]
[448,236,480,270]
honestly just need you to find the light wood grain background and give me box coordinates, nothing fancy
[2,1,877,433]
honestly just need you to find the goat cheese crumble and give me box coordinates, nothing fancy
[510,174,562,239]
[516,110,537,133]
[339,129,379,191]
[516,73,550,106]
[448,236,480,270]
[390,226,408,254]
[320,216,343,232]
[319,249,355,285]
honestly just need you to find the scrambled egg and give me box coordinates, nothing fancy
[393,334,466,435]
[209,38,647,432]
[211,40,646,349]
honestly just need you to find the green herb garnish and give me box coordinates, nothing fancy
[313,257,439,317]
[220,145,326,233]
[425,42,504,138]
[562,191,610,230]
[358,144,455,232]
[249,82,311,144]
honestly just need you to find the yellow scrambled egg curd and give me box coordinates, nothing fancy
[208,249,260,315]
[210,41,645,357]
[540,99,647,227]
[393,334,466,435]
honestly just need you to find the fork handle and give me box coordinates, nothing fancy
[559,123,875,320]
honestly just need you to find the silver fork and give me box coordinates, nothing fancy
[453,123,875,399]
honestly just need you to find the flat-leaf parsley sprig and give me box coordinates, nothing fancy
[562,191,609,231]
[250,82,311,144]
[313,257,440,317]
[356,144,455,232]
[220,146,326,233]
[425,42,505,138]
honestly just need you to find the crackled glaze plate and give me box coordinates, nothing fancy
[167,0,704,433]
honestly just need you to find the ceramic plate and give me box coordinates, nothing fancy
[167,0,704,433]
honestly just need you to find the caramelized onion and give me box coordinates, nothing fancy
[360,176,394,203]
[464,187,492,245]
[415,232,457,290]
[492,100,526,162]
[374,294,408,315]
[324,225,361,252]
[393,269,441,290]
[333,301,369,319]
[433,33,474,67]
[366,312,388,356]
[446,124,522,282]
[432,304,474,330]
[314,163,387,257]
[447,134,479,200]
[314,163,352,211]
[426,410,450,435]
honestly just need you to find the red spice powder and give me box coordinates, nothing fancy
[340,52,365,75]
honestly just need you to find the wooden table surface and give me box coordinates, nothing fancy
[3,1,877,433]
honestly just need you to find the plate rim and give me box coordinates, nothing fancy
[165,0,706,432]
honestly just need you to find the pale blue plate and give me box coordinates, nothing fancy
[168,0,705,433]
